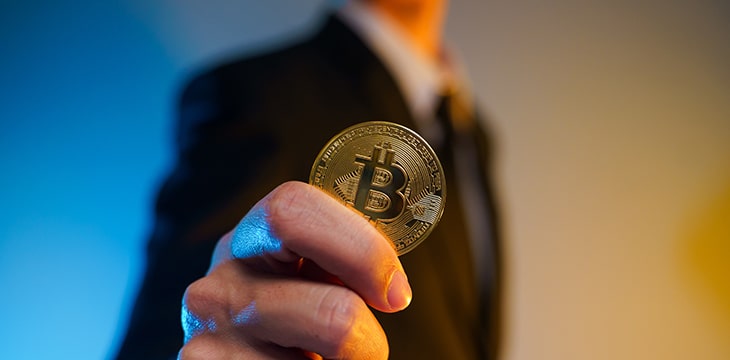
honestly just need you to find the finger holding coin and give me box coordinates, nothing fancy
[179,121,444,359]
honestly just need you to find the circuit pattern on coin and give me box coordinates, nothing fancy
[309,121,446,255]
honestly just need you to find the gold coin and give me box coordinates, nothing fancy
[309,121,446,255]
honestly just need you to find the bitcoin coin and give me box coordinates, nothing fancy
[309,121,446,255]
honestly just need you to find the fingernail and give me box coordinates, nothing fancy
[387,270,412,310]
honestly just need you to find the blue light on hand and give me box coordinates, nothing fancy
[230,206,283,259]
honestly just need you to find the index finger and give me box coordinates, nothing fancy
[223,181,412,313]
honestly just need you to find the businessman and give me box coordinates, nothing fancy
[116,0,501,358]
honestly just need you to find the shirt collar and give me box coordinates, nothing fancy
[337,2,444,123]
[336,2,475,144]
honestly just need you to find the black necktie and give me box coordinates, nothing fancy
[432,93,486,357]
[435,93,502,360]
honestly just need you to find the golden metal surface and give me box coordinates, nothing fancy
[310,121,446,255]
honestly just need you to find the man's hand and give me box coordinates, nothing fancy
[178,181,412,359]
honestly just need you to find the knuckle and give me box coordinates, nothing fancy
[181,278,226,342]
[183,276,227,318]
[266,181,315,235]
[178,337,224,360]
[316,288,365,357]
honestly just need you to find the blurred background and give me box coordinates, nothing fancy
[1,0,728,359]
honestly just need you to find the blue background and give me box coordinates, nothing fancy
[0,1,322,358]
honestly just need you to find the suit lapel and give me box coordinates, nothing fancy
[310,15,416,129]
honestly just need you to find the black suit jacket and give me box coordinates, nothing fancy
[117,15,501,360]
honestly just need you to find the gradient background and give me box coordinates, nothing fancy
[1,1,728,359]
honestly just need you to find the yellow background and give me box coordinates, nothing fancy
[447,1,730,359]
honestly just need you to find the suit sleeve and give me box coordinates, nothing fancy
[114,69,278,359]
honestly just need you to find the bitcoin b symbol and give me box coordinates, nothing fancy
[354,144,407,221]
[310,121,446,255]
